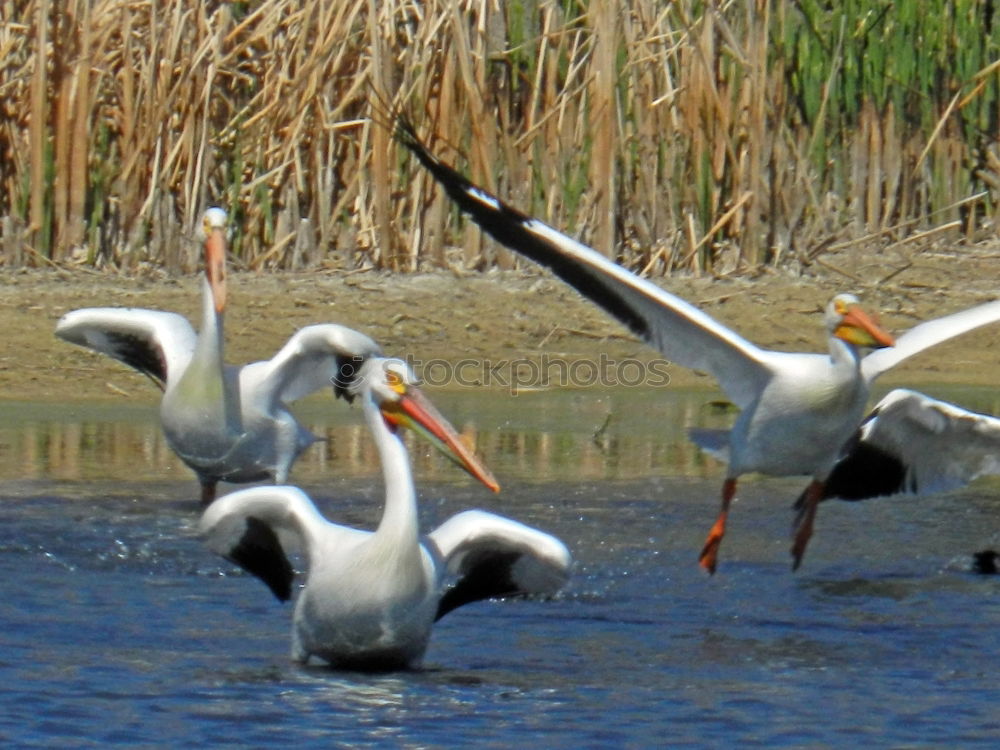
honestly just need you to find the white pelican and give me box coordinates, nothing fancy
[199,357,572,670]
[395,119,1000,571]
[55,208,382,503]
[805,388,1000,504]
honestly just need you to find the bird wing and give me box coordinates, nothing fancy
[55,307,197,388]
[397,121,773,409]
[240,324,382,408]
[817,389,1000,501]
[427,509,572,621]
[861,299,1000,383]
[687,427,731,463]
[199,486,336,602]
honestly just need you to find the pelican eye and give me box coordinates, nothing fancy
[385,369,406,394]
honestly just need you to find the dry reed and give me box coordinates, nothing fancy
[1,0,999,274]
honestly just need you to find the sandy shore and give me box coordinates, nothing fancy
[4,241,999,403]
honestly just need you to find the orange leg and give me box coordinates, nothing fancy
[790,479,824,571]
[699,478,737,574]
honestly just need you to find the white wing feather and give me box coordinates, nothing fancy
[428,509,572,595]
[239,324,382,407]
[55,307,197,386]
[856,389,1000,494]
[523,222,775,408]
[397,125,772,409]
[861,300,1000,383]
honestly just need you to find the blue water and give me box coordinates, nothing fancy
[1,389,998,747]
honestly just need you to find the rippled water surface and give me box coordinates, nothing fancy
[2,387,998,747]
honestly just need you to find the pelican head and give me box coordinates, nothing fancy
[354,357,500,493]
[826,294,894,349]
[201,208,228,315]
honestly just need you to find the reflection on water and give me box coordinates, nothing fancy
[0,387,736,485]
[3,385,999,487]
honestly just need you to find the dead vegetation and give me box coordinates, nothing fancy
[2,1,999,275]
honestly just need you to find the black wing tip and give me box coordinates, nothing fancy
[227,516,295,602]
[332,388,354,403]
[392,115,481,204]
[397,116,652,342]
[435,550,522,621]
[330,353,368,402]
[972,550,1000,575]
[393,114,423,154]
[107,331,169,385]
[60,327,170,386]
[392,113,437,168]
[814,441,910,503]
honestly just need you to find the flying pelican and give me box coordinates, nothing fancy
[55,208,382,503]
[199,356,572,670]
[806,388,1000,504]
[395,118,1000,571]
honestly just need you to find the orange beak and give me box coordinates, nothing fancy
[382,386,500,493]
[204,227,227,315]
[835,305,895,349]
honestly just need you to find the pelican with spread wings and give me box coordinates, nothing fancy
[56,208,381,503]
[396,119,1000,571]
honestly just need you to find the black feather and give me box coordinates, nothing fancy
[396,119,650,340]
[972,550,999,575]
[330,353,367,402]
[104,330,168,386]
[435,550,522,621]
[806,441,908,504]
[226,516,295,602]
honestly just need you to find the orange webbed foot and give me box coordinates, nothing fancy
[698,513,727,575]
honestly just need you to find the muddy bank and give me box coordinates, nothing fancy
[3,242,999,403]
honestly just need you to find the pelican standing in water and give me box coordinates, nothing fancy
[56,208,381,503]
[200,357,572,670]
[395,119,1000,571]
